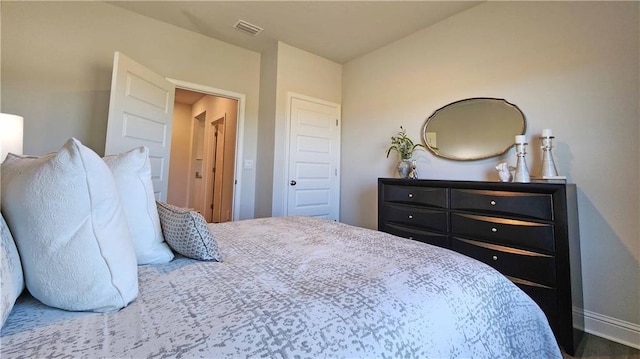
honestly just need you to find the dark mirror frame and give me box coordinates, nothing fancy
[422,97,526,161]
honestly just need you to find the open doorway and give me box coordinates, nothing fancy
[167,88,238,223]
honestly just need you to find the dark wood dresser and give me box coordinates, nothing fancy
[378,178,584,355]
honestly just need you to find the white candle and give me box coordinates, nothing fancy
[542,129,553,137]
[515,135,526,144]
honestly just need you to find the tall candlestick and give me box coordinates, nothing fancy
[541,134,559,177]
[513,142,530,183]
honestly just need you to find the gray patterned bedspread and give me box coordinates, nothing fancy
[1,216,561,358]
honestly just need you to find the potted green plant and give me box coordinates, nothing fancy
[386,126,425,178]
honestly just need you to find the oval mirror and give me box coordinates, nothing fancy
[422,98,526,161]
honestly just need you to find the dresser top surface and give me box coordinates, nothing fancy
[378,178,575,191]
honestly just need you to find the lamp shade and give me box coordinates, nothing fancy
[0,113,24,163]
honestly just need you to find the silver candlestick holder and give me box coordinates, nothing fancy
[513,141,530,183]
[540,135,559,177]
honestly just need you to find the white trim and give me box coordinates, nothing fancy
[208,112,226,221]
[281,94,292,216]
[574,307,640,350]
[284,92,341,220]
[184,109,197,208]
[167,78,246,221]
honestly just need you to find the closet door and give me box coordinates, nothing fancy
[286,94,341,220]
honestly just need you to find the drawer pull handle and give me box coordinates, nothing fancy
[490,200,496,206]
[492,255,498,261]
[408,215,413,219]
[408,193,414,198]
[491,227,497,233]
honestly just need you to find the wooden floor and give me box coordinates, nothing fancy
[562,333,640,359]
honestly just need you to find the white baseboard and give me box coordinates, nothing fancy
[574,307,640,350]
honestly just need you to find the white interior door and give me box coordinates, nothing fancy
[287,95,340,220]
[105,52,175,201]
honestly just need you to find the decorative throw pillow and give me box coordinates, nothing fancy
[0,138,138,312]
[104,147,174,265]
[155,201,221,261]
[0,212,24,327]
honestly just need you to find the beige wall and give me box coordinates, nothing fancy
[1,1,260,219]
[0,1,3,110]
[167,103,192,207]
[255,44,278,218]
[342,1,639,346]
[271,42,342,216]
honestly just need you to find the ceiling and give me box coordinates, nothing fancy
[107,1,481,64]
[175,88,206,105]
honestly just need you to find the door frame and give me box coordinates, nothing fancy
[205,114,226,223]
[168,78,245,221]
[282,92,341,219]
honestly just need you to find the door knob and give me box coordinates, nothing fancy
[290,180,297,186]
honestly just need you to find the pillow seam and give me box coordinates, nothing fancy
[187,211,213,257]
[76,140,126,307]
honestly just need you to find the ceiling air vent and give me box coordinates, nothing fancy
[233,20,263,37]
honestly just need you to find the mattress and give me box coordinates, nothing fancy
[1,216,561,358]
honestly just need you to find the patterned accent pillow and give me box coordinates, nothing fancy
[155,202,221,261]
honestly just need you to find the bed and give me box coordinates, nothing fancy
[2,216,561,358]
[0,139,561,358]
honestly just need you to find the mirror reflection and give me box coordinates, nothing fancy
[422,98,526,161]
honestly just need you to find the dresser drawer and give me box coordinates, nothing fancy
[383,223,449,248]
[451,237,556,287]
[382,203,448,232]
[510,277,558,316]
[383,185,448,208]
[451,213,555,253]
[450,189,553,221]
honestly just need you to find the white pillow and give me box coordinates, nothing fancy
[0,138,138,312]
[0,212,24,327]
[104,147,174,265]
